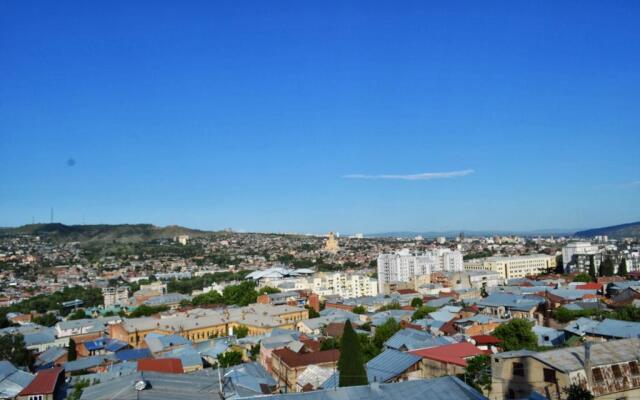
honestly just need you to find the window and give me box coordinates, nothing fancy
[543,368,557,383]
[612,364,623,379]
[630,361,640,376]
[592,367,604,383]
[513,362,525,377]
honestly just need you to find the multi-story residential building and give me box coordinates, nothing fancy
[270,348,340,392]
[491,338,640,400]
[108,304,308,347]
[464,254,555,279]
[102,286,130,307]
[377,249,463,294]
[562,242,601,273]
[311,272,378,299]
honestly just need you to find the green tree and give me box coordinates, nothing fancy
[588,257,597,281]
[67,379,91,400]
[338,320,367,387]
[493,319,537,351]
[351,305,366,314]
[257,286,281,295]
[376,301,401,312]
[68,309,88,320]
[358,333,380,362]
[68,338,78,361]
[555,255,564,274]
[411,306,437,321]
[601,258,615,277]
[463,355,491,393]
[373,318,401,349]
[218,350,243,367]
[573,273,593,283]
[320,337,340,351]
[128,304,169,318]
[410,297,423,308]
[305,306,320,319]
[191,291,224,306]
[249,344,260,361]
[618,258,628,277]
[32,313,58,327]
[0,334,32,368]
[563,384,594,400]
[234,325,249,339]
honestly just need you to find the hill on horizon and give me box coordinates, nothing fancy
[574,221,640,239]
[0,223,213,243]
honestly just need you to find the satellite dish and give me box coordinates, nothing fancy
[134,380,149,391]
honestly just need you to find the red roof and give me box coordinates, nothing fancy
[471,335,502,345]
[396,289,418,295]
[137,358,183,374]
[272,348,340,368]
[576,282,603,290]
[18,367,63,396]
[410,342,484,367]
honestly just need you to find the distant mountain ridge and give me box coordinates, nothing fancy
[0,223,212,242]
[367,228,576,238]
[574,221,640,239]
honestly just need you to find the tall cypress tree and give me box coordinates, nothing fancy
[588,257,597,281]
[68,338,77,361]
[338,320,367,387]
[619,258,628,277]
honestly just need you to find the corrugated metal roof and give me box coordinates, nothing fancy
[533,337,640,372]
[247,376,487,400]
[384,328,453,351]
[366,349,421,383]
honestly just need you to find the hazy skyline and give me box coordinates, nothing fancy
[1,1,639,233]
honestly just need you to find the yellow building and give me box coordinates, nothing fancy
[110,304,308,347]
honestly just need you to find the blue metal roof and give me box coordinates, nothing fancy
[589,318,640,339]
[116,348,151,361]
[366,349,422,383]
[384,328,453,351]
[104,339,128,352]
[303,376,487,400]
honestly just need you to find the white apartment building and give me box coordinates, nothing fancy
[102,286,130,307]
[464,254,555,279]
[562,241,601,272]
[377,248,463,293]
[311,272,378,299]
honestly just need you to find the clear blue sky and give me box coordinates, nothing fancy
[1,1,639,234]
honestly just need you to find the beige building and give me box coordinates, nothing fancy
[491,338,640,400]
[102,286,130,307]
[324,232,339,254]
[109,304,308,347]
[311,272,378,299]
[464,254,555,279]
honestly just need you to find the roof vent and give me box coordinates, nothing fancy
[134,380,149,391]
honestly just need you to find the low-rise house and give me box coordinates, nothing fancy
[454,315,506,336]
[473,294,544,320]
[271,348,340,392]
[409,342,485,378]
[145,333,191,354]
[63,355,117,375]
[80,363,277,400]
[34,347,67,370]
[16,367,64,400]
[469,335,502,353]
[137,358,184,374]
[55,317,120,339]
[491,338,640,400]
[384,328,454,351]
[296,376,488,400]
[532,326,565,347]
[0,361,34,399]
[366,349,422,383]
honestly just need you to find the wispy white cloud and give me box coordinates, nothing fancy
[621,180,640,188]
[342,169,475,181]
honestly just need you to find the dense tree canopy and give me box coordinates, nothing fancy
[0,334,32,368]
[372,318,401,349]
[218,350,243,367]
[493,319,538,351]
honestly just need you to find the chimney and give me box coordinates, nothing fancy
[584,341,592,388]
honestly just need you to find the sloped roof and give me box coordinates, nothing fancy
[137,358,183,374]
[274,376,487,400]
[0,361,34,398]
[18,367,62,396]
[272,348,339,368]
[367,349,421,383]
[410,342,484,367]
[384,328,453,351]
